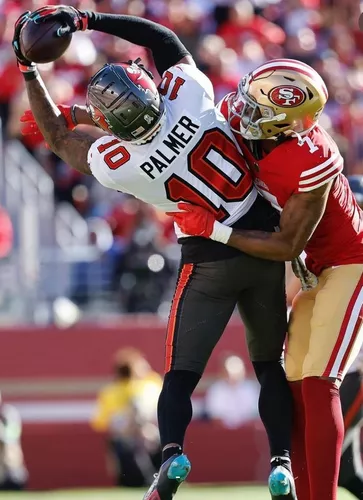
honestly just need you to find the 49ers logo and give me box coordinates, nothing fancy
[268,86,306,107]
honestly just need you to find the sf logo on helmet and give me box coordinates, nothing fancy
[268,85,306,107]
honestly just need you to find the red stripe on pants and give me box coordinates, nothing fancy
[165,263,194,373]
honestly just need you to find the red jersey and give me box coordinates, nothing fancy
[218,94,363,275]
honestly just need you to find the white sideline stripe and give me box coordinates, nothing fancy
[300,153,341,177]
[9,399,205,423]
[329,288,363,378]
[299,161,342,185]
[12,401,97,423]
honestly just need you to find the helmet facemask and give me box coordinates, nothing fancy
[86,61,166,145]
[229,77,287,141]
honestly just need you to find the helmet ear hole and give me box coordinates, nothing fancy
[307,87,314,100]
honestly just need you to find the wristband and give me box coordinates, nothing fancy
[210,221,233,244]
[79,11,90,30]
[22,68,39,81]
[18,61,38,79]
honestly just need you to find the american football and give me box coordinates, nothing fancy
[19,18,72,64]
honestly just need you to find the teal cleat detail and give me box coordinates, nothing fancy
[143,453,191,500]
[269,466,291,496]
[167,454,191,482]
[268,457,297,499]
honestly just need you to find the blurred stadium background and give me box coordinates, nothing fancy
[0,0,362,497]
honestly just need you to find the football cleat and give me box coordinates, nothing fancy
[268,457,297,499]
[143,453,191,500]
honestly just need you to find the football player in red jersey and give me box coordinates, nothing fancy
[170,59,363,500]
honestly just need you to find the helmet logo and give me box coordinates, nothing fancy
[268,86,306,107]
[144,114,154,125]
[89,104,112,131]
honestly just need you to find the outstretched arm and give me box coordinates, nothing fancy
[12,12,95,174]
[227,183,332,261]
[169,182,332,262]
[86,13,194,75]
[24,73,94,175]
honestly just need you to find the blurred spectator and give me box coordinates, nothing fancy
[104,198,176,313]
[0,393,28,491]
[91,348,162,487]
[205,354,259,428]
[0,206,12,259]
[197,35,240,102]
[166,1,205,56]
[347,175,363,208]
[217,1,285,53]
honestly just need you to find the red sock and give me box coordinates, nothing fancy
[303,377,344,500]
[290,381,310,500]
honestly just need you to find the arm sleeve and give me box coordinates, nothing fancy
[86,13,191,76]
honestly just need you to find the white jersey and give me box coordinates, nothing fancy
[87,64,257,237]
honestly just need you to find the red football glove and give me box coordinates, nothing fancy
[20,105,77,143]
[167,202,232,243]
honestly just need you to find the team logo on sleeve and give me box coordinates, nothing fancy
[268,86,306,107]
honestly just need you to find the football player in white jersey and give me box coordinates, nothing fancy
[13,6,296,499]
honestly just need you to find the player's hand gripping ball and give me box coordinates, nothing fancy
[17,8,74,64]
[15,5,88,65]
[13,11,34,68]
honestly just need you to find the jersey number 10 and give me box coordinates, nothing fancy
[98,129,253,222]
[165,129,253,221]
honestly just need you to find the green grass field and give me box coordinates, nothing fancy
[0,486,357,500]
